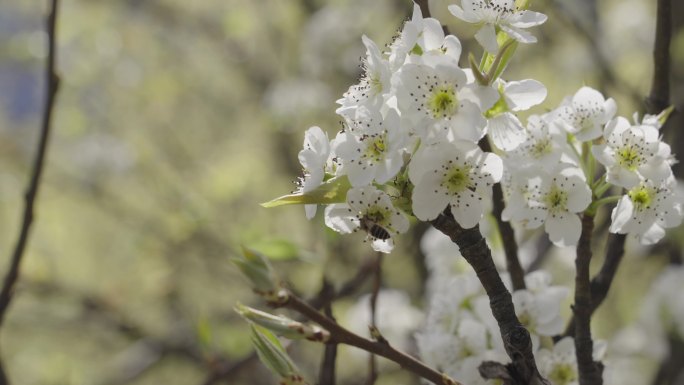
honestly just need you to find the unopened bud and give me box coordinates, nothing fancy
[250,325,309,384]
[233,247,288,304]
[236,303,330,343]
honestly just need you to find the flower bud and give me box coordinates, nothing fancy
[233,247,288,304]
[249,324,307,383]
[236,303,330,343]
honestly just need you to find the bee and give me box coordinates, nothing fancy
[359,216,391,241]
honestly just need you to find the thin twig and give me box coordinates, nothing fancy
[574,214,603,385]
[202,261,376,385]
[431,210,547,385]
[319,300,338,385]
[285,294,460,385]
[0,1,60,383]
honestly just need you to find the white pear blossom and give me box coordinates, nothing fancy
[592,116,673,188]
[333,108,409,187]
[388,5,462,70]
[395,61,497,144]
[324,186,409,253]
[538,337,608,385]
[503,165,591,247]
[486,79,548,151]
[449,0,547,53]
[336,35,392,119]
[508,114,574,171]
[297,126,331,219]
[537,337,579,385]
[409,140,503,226]
[554,86,617,141]
[512,271,569,346]
[609,178,683,245]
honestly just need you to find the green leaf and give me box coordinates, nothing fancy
[196,317,212,350]
[247,239,299,261]
[232,246,279,292]
[250,324,298,377]
[261,175,351,208]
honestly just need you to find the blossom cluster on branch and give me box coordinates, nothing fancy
[246,1,683,385]
[281,3,682,253]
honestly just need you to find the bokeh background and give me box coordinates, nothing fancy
[0,0,683,384]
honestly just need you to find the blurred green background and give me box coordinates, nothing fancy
[0,0,682,384]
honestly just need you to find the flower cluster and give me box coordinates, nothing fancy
[502,87,681,246]
[416,228,605,384]
[283,0,682,254]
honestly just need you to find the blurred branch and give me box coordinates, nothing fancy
[0,1,60,383]
[573,214,603,385]
[646,0,672,115]
[319,299,338,385]
[549,0,642,106]
[365,253,383,385]
[526,235,552,273]
[431,209,547,385]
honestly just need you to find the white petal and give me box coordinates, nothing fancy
[480,151,504,184]
[508,10,547,28]
[487,113,526,151]
[448,102,488,142]
[412,174,451,221]
[475,24,499,54]
[442,35,463,63]
[448,3,480,23]
[566,184,592,213]
[545,213,581,247]
[371,238,394,253]
[500,25,537,44]
[324,204,356,233]
[639,223,665,245]
[602,98,618,123]
[504,79,547,111]
[609,196,633,233]
[305,204,317,220]
[591,144,615,168]
[450,191,484,229]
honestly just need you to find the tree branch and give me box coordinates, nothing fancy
[0,1,60,383]
[284,294,460,385]
[646,0,672,115]
[480,139,525,291]
[562,233,626,338]
[574,214,603,385]
[431,210,547,385]
[319,300,338,385]
[365,253,383,385]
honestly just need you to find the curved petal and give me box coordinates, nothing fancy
[448,4,481,23]
[508,10,547,28]
[500,25,536,44]
[475,24,499,54]
[412,174,451,221]
[545,212,581,247]
[504,79,547,111]
[451,191,484,228]
[487,113,526,151]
